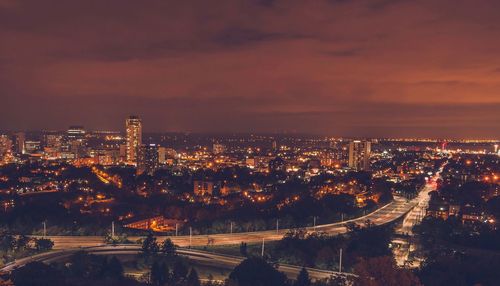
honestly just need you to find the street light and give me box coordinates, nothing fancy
[339,248,343,273]
[261,237,265,257]
[189,227,192,248]
[43,221,47,238]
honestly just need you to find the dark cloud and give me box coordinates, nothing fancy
[0,0,499,138]
[324,48,363,57]
[213,28,305,47]
[368,0,411,10]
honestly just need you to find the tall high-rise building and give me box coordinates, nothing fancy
[348,140,371,171]
[24,140,41,154]
[44,134,64,159]
[138,144,159,175]
[272,140,278,151]
[67,126,86,140]
[66,126,87,159]
[126,115,142,165]
[45,134,63,150]
[14,132,25,154]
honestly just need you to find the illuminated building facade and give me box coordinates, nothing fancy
[348,140,371,171]
[66,126,87,159]
[24,140,41,154]
[193,180,214,196]
[213,143,226,155]
[44,134,64,159]
[126,116,142,165]
[14,132,25,154]
[67,126,86,140]
[158,147,176,164]
[138,144,159,175]
[0,135,13,164]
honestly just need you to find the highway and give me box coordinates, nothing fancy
[0,245,353,281]
[392,168,443,267]
[1,193,421,280]
[44,195,415,250]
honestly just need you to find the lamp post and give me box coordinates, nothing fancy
[261,238,265,257]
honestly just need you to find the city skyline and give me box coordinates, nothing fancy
[1,0,499,138]
[1,2,500,285]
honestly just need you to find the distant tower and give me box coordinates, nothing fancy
[348,140,371,171]
[126,116,142,165]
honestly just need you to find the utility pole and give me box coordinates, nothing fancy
[313,216,317,231]
[175,223,178,236]
[230,221,233,234]
[339,248,343,273]
[341,213,344,222]
[189,227,192,248]
[111,221,115,238]
[276,219,279,234]
[261,237,265,257]
[43,221,47,238]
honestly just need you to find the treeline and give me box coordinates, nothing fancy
[415,217,500,285]
[5,252,424,286]
[0,233,53,267]
[257,223,393,271]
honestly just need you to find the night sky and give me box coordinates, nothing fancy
[1,0,499,138]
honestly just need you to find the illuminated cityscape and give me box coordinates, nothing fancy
[0,117,498,285]
[0,1,499,286]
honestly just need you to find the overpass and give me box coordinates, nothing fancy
[0,245,355,281]
[1,194,420,280]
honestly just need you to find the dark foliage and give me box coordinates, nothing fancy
[228,257,288,286]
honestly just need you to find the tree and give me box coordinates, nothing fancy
[160,238,176,256]
[0,279,13,286]
[150,261,169,286]
[294,267,311,286]
[353,256,422,286]
[12,262,64,286]
[106,256,124,280]
[326,275,349,286]
[0,234,15,252]
[34,238,54,251]
[172,260,189,283]
[142,232,159,256]
[15,235,31,250]
[347,226,392,259]
[239,242,248,257]
[187,268,201,286]
[229,257,288,286]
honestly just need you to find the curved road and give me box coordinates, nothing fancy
[0,245,353,281]
[1,195,419,280]
[44,195,415,249]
